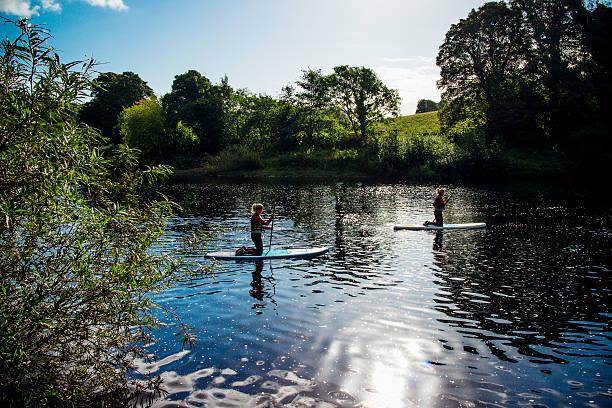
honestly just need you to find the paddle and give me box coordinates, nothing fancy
[268,205,275,254]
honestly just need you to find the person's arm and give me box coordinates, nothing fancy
[443,192,452,205]
[264,213,275,225]
[255,213,275,227]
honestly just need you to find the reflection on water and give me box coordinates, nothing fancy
[140,180,611,407]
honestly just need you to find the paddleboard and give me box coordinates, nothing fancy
[394,223,486,231]
[205,247,329,261]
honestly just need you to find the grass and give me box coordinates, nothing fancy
[376,111,441,135]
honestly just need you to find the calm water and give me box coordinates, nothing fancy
[139,179,611,408]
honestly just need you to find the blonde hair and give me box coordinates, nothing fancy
[251,203,264,214]
[436,188,445,195]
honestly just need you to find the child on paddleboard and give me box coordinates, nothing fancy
[424,188,451,226]
[236,203,274,256]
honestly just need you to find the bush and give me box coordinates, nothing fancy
[171,120,200,153]
[403,131,456,167]
[119,98,166,156]
[207,144,264,171]
[373,129,457,175]
[0,19,210,407]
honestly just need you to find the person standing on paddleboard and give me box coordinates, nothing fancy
[424,188,451,226]
[249,203,274,255]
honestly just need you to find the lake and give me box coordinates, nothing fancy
[140,179,610,408]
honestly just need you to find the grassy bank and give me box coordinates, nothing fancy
[170,111,570,183]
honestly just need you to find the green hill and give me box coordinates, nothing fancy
[378,111,441,135]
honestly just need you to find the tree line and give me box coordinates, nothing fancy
[79,66,401,159]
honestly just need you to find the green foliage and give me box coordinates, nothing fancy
[292,69,337,148]
[284,66,400,150]
[493,147,566,179]
[266,149,365,176]
[415,99,439,114]
[118,98,166,156]
[509,0,589,145]
[79,71,155,144]
[0,19,211,407]
[162,71,231,154]
[206,144,264,172]
[171,120,201,153]
[295,69,333,112]
[373,128,457,176]
[231,92,277,150]
[329,65,401,145]
[268,98,303,152]
[162,70,212,127]
[438,0,612,157]
[437,1,533,147]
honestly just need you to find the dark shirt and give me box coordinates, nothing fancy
[251,214,263,234]
[434,196,445,211]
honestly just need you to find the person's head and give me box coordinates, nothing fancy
[436,188,445,196]
[251,203,264,214]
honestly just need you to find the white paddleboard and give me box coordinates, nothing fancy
[394,223,486,231]
[205,247,329,261]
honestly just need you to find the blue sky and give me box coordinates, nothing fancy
[1,0,488,114]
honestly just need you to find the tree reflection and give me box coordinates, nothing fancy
[431,218,610,366]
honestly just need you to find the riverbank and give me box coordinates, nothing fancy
[165,111,574,184]
[168,146,571,184]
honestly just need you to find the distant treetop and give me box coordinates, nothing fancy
[415,99,439,114]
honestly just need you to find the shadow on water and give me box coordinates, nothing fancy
[139,179,611,407]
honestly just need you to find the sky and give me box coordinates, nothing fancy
[0,0,489,115]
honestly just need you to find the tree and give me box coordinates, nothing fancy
[264,86,304,152]
[161,71,232,153]
[415,99,439,114]
[583,3,612,149]
[118,98,167,156]
[293,69,335,147]
[231,91,277,150]
[79,71,154,144]
[329,65,400,146]
[1,19,209,407]
[437,1,535,147]
[509,0,605,148]
[161,70,212,128]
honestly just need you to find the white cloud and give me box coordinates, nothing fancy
[374,56,441,115]
[81,0,128,11]
[0,0,41,17]
[41,0,60,12]
[0,0,127,17]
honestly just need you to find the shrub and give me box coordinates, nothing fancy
[0,19,211,407]
[373,128,457,175]
[207,144,264,171]
[403,131,456,167]
[118,98,166,156]
[171,120,200,153]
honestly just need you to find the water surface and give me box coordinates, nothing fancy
[142,180,610,407]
